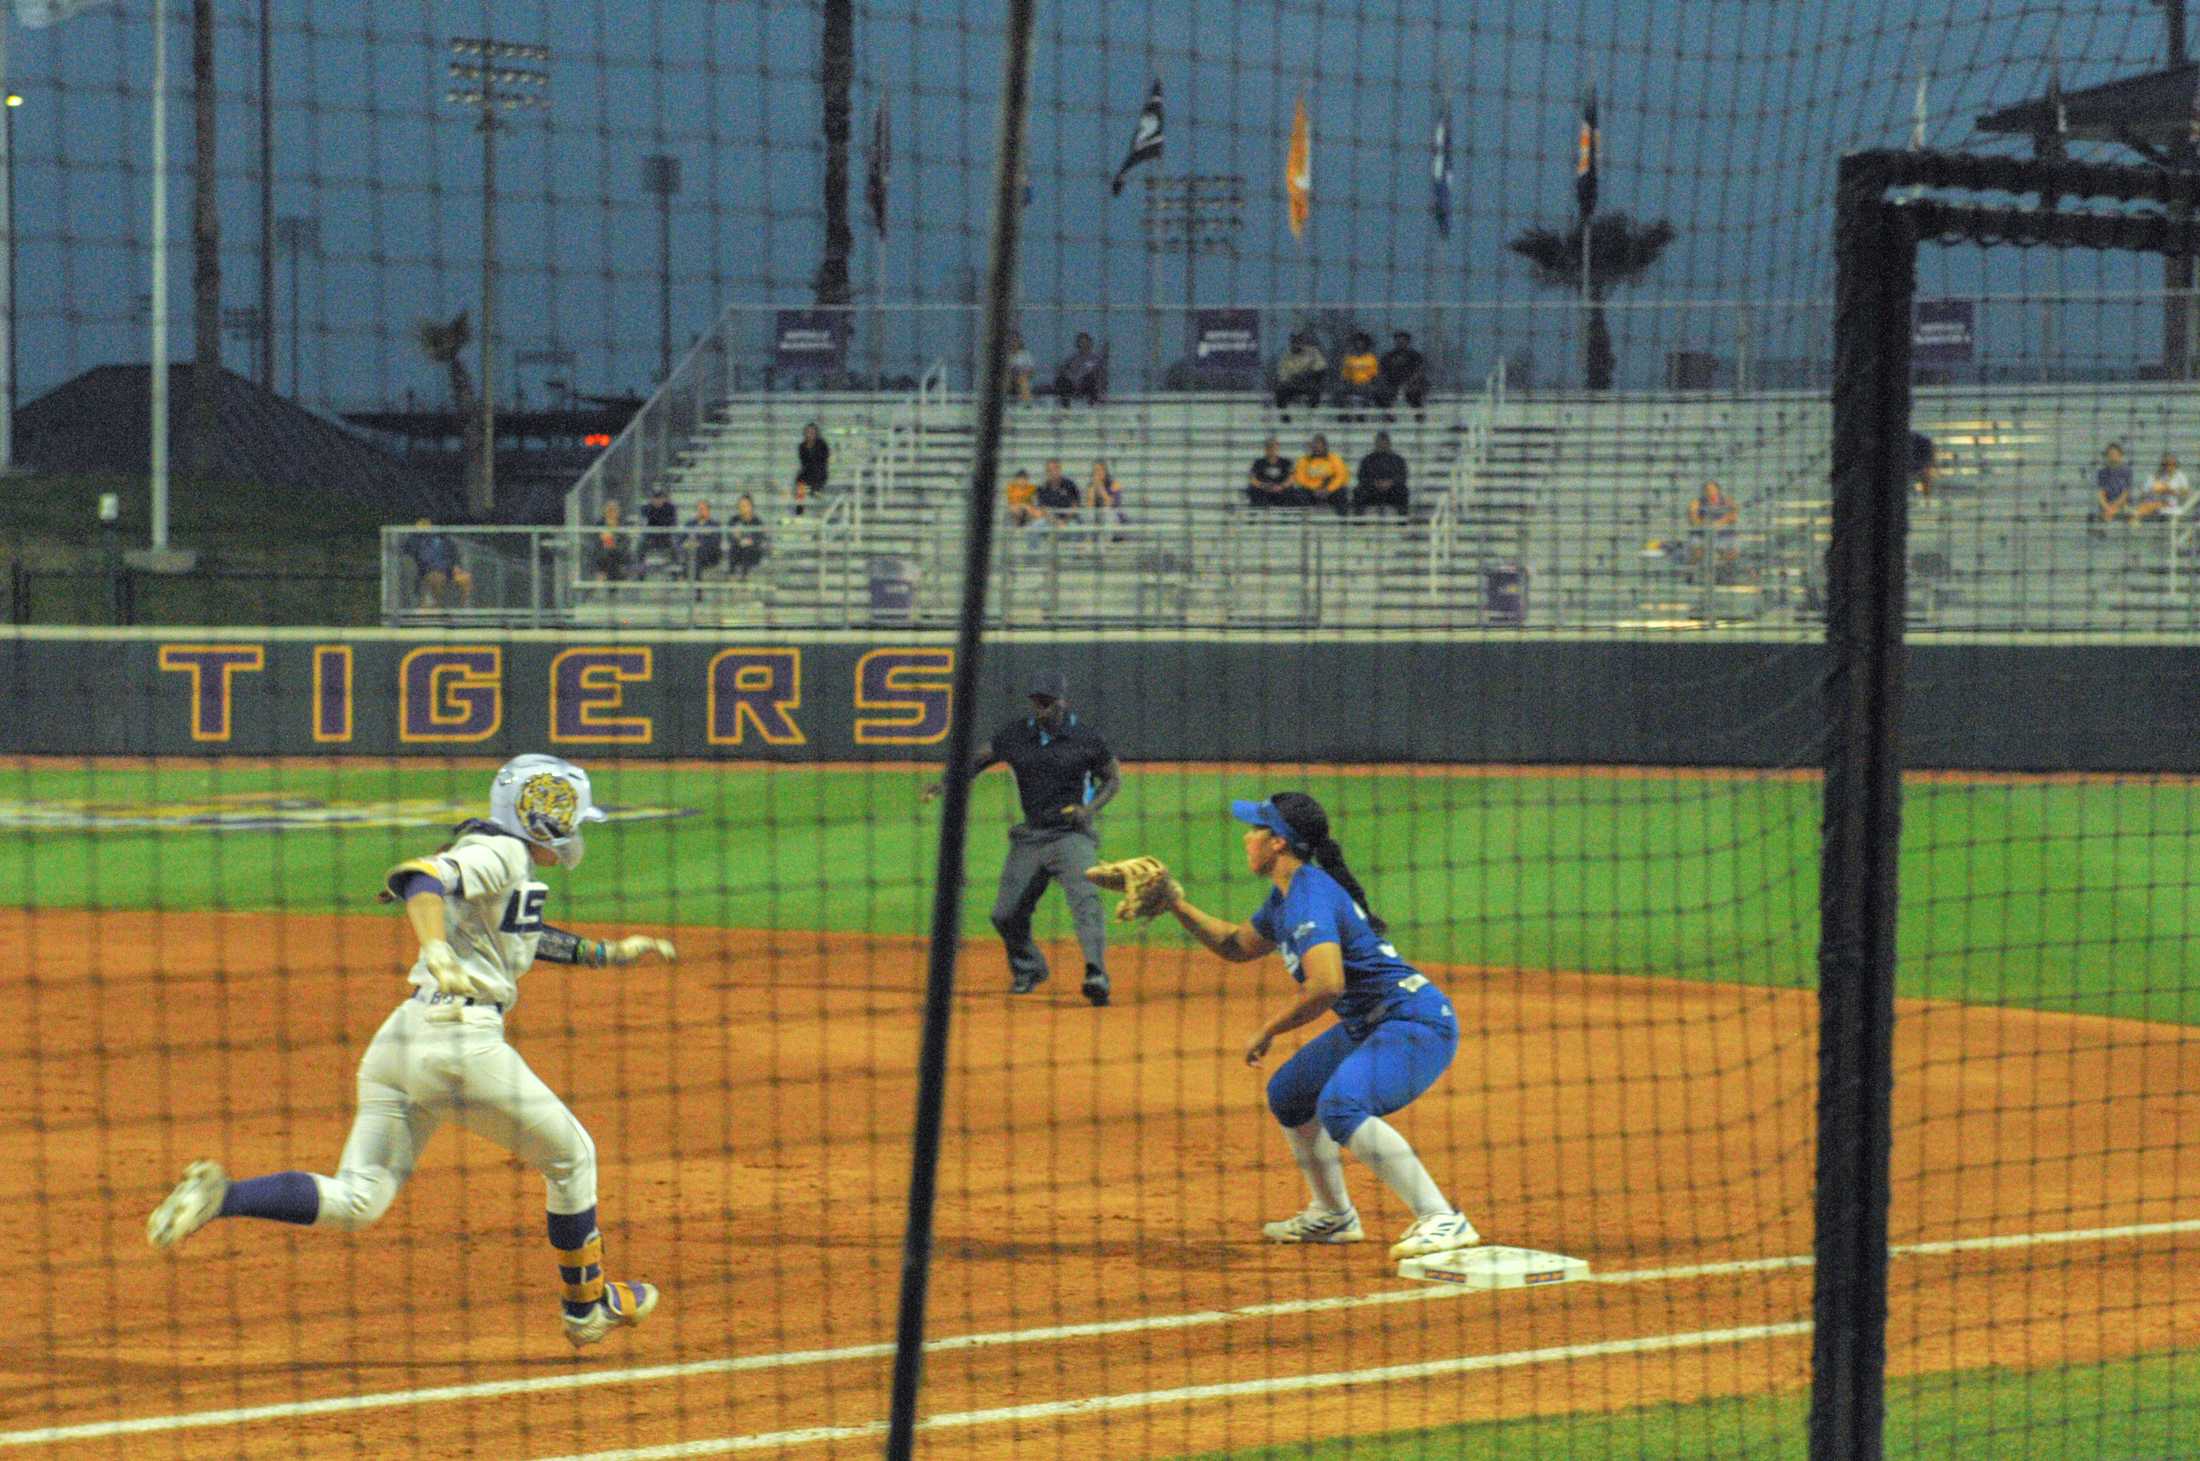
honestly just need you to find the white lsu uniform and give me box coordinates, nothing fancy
[307,826,597,1230]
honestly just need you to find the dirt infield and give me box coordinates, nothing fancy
[6,908,2200,1458]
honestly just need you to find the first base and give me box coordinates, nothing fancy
[1397,1245,1590,1289]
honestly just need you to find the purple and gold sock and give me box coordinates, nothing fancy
[217,1171,320,1225]
[548,1207,604,1318]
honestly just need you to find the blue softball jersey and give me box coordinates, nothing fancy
[1249,864,1448,1036]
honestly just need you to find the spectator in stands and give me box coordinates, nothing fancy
[1035,458,1082,520]
[1688,480,1740,563]
[727,494,768,579]
[797,421,832,496]
[686,498,724,579]
[1333,331,1382,410]
[641,482,680,578]
[1292,434,1351,513]
[1273,332,1328,416]
[1005,333,1036,404]
[1374,330,1429,413]
[1005,468,1045,527]
[2137,452,2192,520]
[1353,432,1410,517]
[1246,436,1295,507]
[1054,332,1107,407]
[2096,442,2134,522]
[1909,431,1938,497]
[403,519,474,609]
[1087,458,1128,529]
[592,499,630,582]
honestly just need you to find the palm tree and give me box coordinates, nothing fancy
[1507,212,1677,391]
[416,312,486,518]
[190,0,221,477]
[813,0,854,310]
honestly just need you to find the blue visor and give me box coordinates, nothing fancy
[1230,798,1308,851]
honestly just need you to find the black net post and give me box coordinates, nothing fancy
[883,2,1039,1456]
[1811,152,1914,1461]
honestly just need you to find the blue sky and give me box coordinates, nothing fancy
[3,0,2181,406]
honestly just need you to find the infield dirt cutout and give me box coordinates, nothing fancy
[4,907,2199,1459]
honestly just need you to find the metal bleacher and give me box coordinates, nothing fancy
[405,376,2200,634]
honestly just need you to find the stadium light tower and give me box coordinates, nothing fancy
[446,35,549,519]
[1141,173,1244,377]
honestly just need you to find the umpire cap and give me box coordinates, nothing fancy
[1026,668,1069,701]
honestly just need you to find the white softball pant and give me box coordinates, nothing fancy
[308,997,597,1230]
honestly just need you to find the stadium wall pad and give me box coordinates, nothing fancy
[0,629,2185,773]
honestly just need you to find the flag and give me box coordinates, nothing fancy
[1286,95,1311,240]
[14,0,110,23]
[1910,73,1929,151]
[1574,87,1598,219]
[1430,101,1453,237]
[2047,67,2067,137]
[865,97,890,239]
[1111,79,1163,197]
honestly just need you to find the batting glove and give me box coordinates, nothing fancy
[421,938,481,999]
[607,936,677,966]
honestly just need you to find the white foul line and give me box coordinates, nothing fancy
[4,1216,2193,1450]
[529,1324,1818,1461]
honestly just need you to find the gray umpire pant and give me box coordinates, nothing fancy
[990,824,1107,987]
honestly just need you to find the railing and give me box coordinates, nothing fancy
[567,311,743,531]
[843,360,949,530]
[1431,358,1507,608]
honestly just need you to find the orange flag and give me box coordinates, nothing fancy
[1286,95,1311,240]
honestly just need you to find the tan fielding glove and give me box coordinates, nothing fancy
[1084,856,1184,923]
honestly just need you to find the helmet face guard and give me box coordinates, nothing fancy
[490,755,609,867]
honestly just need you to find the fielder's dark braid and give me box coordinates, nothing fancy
[1269,791,1387,936]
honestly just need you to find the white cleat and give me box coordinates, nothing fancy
[1389,1211,1482,1261]
[1262,1207,1365,1244]
[147,1160,229,1252]
[565,1280,660,1349]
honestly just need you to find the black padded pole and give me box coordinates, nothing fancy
[1810,153,1914,1461]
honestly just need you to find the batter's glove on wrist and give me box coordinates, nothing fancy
[606,936,677,966]
[421,938,481,999]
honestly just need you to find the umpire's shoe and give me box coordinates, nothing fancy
[1081,965,1111,1007]
[1009,967,1048,995]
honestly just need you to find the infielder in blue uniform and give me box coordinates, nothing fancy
[1161,792,1480,1259]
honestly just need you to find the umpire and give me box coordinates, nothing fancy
[926,669,1121,1004]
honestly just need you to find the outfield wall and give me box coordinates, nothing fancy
[0,629,2186,772]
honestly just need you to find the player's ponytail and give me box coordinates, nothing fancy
[1270,791,1388,936]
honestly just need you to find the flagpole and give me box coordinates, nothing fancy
[1579,82,1593,389]
[150,0,170,552]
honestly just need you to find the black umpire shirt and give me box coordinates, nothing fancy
[991,713,1114,832]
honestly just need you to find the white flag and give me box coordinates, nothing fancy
[15,0,113,26]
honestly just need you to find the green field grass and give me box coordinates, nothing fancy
[1183,1349,2200,1460]
[4,762,2197,1022]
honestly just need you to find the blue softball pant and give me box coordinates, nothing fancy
[1265,1009,1459,1145]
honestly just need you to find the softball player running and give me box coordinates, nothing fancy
[1157,792,1480,1259]
[146,753,677,1349]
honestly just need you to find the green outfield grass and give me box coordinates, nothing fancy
[3,762,2197,1021]
[1181,1348,2199,1460]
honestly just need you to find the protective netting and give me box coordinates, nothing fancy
[3,3,2197,1459]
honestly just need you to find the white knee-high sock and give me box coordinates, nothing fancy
[1283,1120,1354,1215]
[1344,1117,1451,1221]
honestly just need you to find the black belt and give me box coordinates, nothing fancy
[414,988,505,1013]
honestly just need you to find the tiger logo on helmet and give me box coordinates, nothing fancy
[489,754,609,868]
[515,772,581,843]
